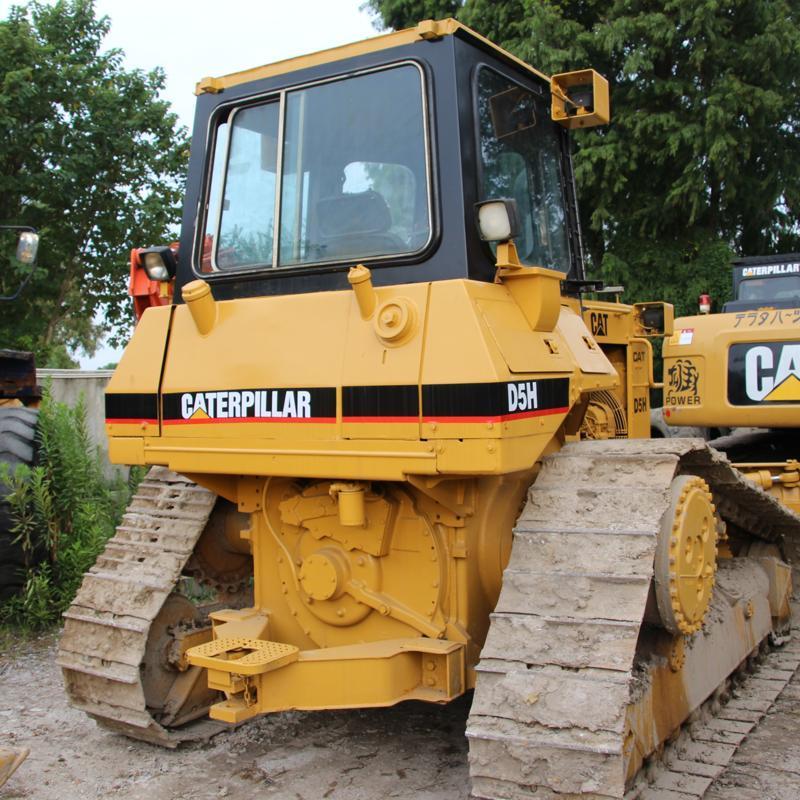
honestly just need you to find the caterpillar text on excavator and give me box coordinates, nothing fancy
[57,20,800,799]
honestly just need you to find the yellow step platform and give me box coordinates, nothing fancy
[186,637,299,676]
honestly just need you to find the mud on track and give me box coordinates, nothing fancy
[1,629,800,800]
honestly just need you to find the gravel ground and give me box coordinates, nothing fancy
[0,630,469,800]
[704,678,800,800]
[2,629,799,800]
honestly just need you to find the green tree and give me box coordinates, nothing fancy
[364,0,800,315]
[363,0,462,31]
[0,0,189,366]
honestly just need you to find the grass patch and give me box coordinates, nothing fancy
[0,389,143,629]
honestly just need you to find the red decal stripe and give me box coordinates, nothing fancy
[342,416,418,423]
[422,406,569,424]
[162,416,336,425]
[105,418,158,425]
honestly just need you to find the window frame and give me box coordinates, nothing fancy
[193,60,435,278]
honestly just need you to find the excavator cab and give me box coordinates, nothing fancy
[726,253,800,310]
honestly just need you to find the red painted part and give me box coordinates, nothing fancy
[129,246,176,320]
[200,234,214,273]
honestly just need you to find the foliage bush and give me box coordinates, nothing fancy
[0,390,142,628]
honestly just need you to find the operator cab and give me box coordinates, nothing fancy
[172,20,604,303]
[723,253,800,312]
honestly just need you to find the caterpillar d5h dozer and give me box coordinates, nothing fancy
[663,253,800,528]
[58,20,800,799]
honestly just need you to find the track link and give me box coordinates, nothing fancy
[632,606,800,799]
[467,438,800,799]
[57,467,225,747]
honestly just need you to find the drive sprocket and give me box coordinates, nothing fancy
[654,474,718,635]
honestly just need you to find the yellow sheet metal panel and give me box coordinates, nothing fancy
[146,437,439,482]
[664,309,800,428]
[110,276,658,480]
[160,290,351,442]
[421,281,503,385]
[112,277,637,477]
[341,282,429,441]
[557,307,618,377]
[626,338,652,438]
[476,296,572,374]
[105,305,171,438]
[581,300,636,345]
[108,436,145,465]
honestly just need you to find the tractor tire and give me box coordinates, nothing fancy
[0,407,40,601]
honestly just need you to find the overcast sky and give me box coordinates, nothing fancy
[1,0,382,367]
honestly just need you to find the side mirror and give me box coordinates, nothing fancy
[1,226,40,302]
[15,231,39,265]
[634,302,674,337]
[551,69,610,129]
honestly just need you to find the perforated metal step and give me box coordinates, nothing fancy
[187,638,299,675]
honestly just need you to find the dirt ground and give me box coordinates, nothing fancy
[0,630,470,800]
[2,629,800,800]
[704,677,800,800]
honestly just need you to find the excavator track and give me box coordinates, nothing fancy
[57,467,228,748]
[467,438,800,800]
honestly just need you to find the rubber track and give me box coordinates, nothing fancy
[56,467,225,747]
[467,438,800,800]
[0,407,40,599]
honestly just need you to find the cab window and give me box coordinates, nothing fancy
[476,66,570,272]
[739,276,800,303]
[201,64,431,272]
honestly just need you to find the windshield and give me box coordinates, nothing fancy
[738,275,800,303]
[476,67,570,271]
[202,64,431,272]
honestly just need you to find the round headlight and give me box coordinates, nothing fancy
[143,252,171,281]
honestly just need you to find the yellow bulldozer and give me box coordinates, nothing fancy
[57,20,800,799]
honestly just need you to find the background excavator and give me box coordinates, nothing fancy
[663,252,800,524]
[54,20,800,799]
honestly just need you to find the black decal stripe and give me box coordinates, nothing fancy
[423,378,570,421]
[162,387,337,422]
[105,393,158,423]
[342,385,419,421]
[144,380,571,425]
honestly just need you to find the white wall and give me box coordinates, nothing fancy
[36,369,124,478]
